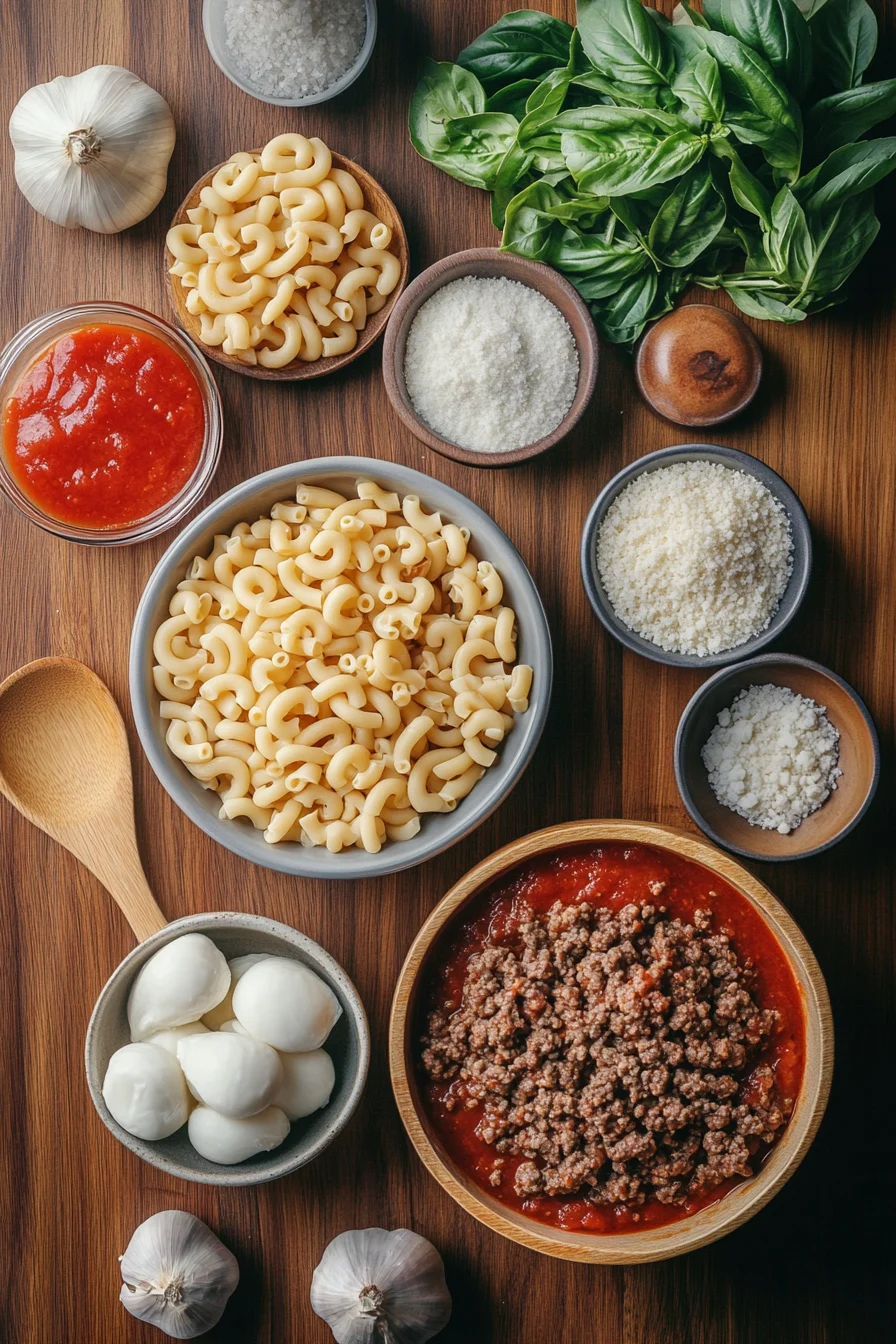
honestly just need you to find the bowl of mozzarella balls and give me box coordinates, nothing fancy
[86,912,369,1184]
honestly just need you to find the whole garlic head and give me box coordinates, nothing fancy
[202,953,270,1031]
[177,1031,282,1118]
[128,934,230,1041]
[311,1229,451,1344]
[119,1210,238,1339]
[188,1105,291,1165]
[102,1043,189,1141]
[232,957,342,1052]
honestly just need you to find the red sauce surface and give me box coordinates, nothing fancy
[2,324,205,528]
[417,843,806,1235]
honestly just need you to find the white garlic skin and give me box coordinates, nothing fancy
[102,1043,189,1141]
[232,957,342,1052]
[177,1031,282,1118]
[146,1021,210,1056]
[273,1048,335,1122]
[311,1228,451,1344]
[119,1210,238,1339]
[202,953,270,1030]
[188,1105,291,1165]
[128,934,230,1041]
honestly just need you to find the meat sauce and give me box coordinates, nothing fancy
[416,843,805,1234]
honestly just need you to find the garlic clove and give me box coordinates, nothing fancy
[177,1031,282,1118]
[120,1209,239,1339]
[188,1105,291,1165]
[273,1048,335,1122]
[202,953,270,1030]
[128,934,230,1041]
[102,1042,190,1141]
[146,1021,211,1056]
[232,957,342,1053]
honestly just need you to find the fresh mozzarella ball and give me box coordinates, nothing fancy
[188,1105,291,1165]
[273,1049,335,1122]
[176,1032,282,1118]
[218,1019,250,1036]
[202,954,271,1030]
[102,1043,189,1141]
[145,1021,210,1056]
[128,934,230,1041]
[232,958,342,1052]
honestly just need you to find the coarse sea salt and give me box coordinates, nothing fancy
[403,276,579,455]
[224,0,366,101]
[701,684,841,834]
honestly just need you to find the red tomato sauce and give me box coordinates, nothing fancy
[416,843,806,1235]
[2,324,205,528]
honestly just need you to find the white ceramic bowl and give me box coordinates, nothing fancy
[129,457,553,878]
[202,0,377,107]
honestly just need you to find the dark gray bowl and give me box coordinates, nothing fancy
[580,444,812,669]
[85,912,370,1185]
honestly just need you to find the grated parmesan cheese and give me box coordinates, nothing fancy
[701,684,841,834]
[596,461,793,657]
[403,276,579,454]
[224,0,366,101]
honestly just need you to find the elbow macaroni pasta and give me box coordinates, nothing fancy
[152,480,534,854]
[167,134,402,369]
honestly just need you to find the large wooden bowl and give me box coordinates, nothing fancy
[389,820,833,1264]
[165,152,409,380]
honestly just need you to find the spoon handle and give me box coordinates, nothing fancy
[71,818,168,943]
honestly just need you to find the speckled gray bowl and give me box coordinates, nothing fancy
[85,912,370,1185]
[580,444,812,669]
[130,457,553,878]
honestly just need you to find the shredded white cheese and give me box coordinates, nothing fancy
[403,276,579,454]
[701,684,841,834]
[596,461,793,657]
[224,0,366,100]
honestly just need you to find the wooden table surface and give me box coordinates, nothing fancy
[0,3,893,1341]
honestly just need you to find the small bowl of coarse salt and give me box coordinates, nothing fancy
[202,0,376,107]
[675,653,880,862]
[382,248,599,468]
[580,444,812,669]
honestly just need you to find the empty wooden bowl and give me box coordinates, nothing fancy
[675,654,880,861]
[382,248,599,467]
[165,151,409,380]
[389,820,832,1264]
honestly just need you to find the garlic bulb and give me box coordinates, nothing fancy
[9,65,175,233]
[310,1229,451,1344]
[119,1211,238,1339]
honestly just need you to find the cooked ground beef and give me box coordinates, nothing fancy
[421,897,789,1208]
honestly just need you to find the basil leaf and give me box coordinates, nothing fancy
[767,186,815,281]
[562,120,707,197]
[442,112,523,190]
[550,227,647,290]
[577,0,674,88]
[703,0,813,100]
[795,138,896,210]
[458,10,573,90]
[501,180,562,259]
[711,140,773,225]
[722,284,808,321]
[809,0,877,92]
[805,192,879,292]
[409,60,486,162]
[486,79,540,118]
[672,49,725,123]
[805,79,896,156]
[587,269,660,346]
[702,31,803,178]
[648,165,727,266]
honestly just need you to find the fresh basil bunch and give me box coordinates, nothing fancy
[409,0,896,344]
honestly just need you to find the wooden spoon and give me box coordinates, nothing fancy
[0,658,167,941]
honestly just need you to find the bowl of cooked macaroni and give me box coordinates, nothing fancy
[165,134,408,379]
[130,457,553,877]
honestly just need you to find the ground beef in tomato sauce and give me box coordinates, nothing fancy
[420,896,790,1207]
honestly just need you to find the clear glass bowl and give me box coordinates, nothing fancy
[0,302,223,546]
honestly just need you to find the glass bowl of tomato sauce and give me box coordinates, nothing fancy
[0,302,222,545]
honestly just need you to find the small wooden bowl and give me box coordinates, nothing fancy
[165,152,409,380]
[389,820,833,1264]
[675,654,880,861]
[635,304,763,427]
[382,248,599,467]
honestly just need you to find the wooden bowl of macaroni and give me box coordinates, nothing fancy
[165,135,409,380]
[129,457,553,878]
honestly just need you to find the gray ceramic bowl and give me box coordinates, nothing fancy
[130,457,553,878]
[85,912,370,1184]
[580,444,812,669]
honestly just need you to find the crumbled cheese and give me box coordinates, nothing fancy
[596,461,793,657]
[224,0,366,100]
[701,684,841,834]
[403,276,579,455]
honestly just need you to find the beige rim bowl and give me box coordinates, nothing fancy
[389,820,833,1263]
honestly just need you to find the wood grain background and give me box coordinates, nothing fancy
[0,3,892,1341]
